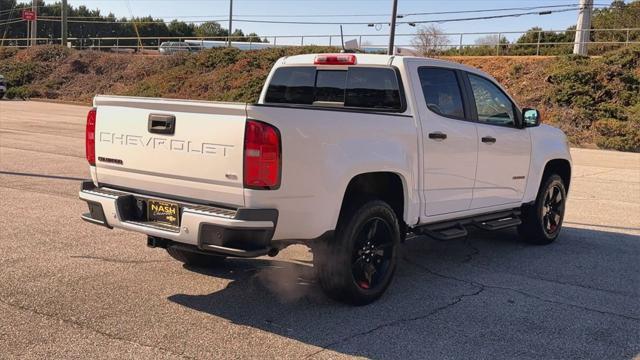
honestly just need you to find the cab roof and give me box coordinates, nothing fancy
[279,53,493,80]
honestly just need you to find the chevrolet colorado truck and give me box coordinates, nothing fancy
[80,53,571,305]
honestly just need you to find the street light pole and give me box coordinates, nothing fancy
[61,0,68,47]
[228,0,233,47]
[573,0,593,55]
[388,0,398,55]
[31,0,37,46]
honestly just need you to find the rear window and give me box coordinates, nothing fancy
[264,66,403,111]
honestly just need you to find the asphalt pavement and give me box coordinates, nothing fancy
[1,101,639,359]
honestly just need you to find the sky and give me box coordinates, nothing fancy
[40,0,622,46]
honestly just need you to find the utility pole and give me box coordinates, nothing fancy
[31,0,37,46]
[573,0,593,55]
[61,0,68,47]
[228,0,233,47]
[388,0,398,55]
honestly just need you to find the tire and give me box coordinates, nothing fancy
[166,246,226,267]
[518,174,567,245]
[313,200,401,305]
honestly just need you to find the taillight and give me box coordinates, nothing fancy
[86,108,96,166]
[244,120,281,189]
[314,54,357,65]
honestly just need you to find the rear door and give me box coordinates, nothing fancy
[464,73,531,208]
[408,62,479,216]
[94,96,247,207]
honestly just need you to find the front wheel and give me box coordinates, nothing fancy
[518,174,567,245]
[314,200,401,305]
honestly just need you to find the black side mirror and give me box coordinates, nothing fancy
[522,108,541,127]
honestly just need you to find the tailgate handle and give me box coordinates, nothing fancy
[148,114,176,135]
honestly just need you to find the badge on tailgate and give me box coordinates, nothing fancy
[147,200,180,226]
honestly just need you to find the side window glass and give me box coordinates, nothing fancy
[468,74,515,126]
[345,67,402,110]
[418,68,465,119]
[264,67,316,105]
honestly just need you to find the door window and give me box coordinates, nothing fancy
[418,68,465,119]
[468,74,516,126]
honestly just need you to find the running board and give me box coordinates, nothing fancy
[413,209,521,241]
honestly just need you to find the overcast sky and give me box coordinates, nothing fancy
[40,0,621,46]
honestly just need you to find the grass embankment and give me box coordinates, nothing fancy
[1,45,638,151]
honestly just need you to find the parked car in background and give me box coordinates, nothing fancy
[158,42,203,55]
[79,53,572,305]
[0,75,6,99]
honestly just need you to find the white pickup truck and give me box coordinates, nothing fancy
[80,53,571,305]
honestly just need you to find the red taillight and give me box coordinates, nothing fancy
[244,120,281,189]
[86,108,96,166]
[314,54,357,65]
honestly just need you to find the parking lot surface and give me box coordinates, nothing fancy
[1,101,639,359]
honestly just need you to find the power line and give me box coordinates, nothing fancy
[225,6,608,25]
[25,5,609,27]
[400,3,610,16]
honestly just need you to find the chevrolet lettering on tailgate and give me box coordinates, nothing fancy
[99,131,233,156]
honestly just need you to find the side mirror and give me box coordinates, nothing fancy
[522,108,541,127]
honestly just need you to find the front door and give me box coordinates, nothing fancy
[465,73,531,209]
[410,64,479,216]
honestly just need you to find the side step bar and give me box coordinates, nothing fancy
[413,209,521,241]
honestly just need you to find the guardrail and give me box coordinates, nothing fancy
[1,28,639,56]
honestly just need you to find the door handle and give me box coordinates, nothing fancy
[428,132,447,140]
[148,114,176,135]
[481,136,496,144]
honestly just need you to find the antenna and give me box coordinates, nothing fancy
[340,24,345,52]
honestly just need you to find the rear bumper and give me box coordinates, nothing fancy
[79,181,277,257]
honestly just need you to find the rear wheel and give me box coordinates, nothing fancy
[166,246,226,267]
[314,200,400,305]
[518,174,567,245]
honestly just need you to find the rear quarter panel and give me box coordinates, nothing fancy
[246,105,420,240]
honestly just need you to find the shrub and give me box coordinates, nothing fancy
[5,86,37,99]
[510,63,524,77]
[593,118,640,152]
[0,61,39,87]
[0,47,18,60]
[194,47,242,68]
[16,45,71,63]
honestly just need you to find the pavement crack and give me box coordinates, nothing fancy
[404,257,640,323]
[0,297,196,359]
[467,263,638,298]
[305,278,484,358]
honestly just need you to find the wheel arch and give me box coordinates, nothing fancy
[337,172,409,228]
[542,158,572,193]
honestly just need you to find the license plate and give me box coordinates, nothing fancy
[147,200,180,226]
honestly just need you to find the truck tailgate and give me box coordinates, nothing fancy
[93,96,246,207]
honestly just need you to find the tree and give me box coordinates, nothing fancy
[195,21,227,39]
[0,2,264,46]
[168,20,196,38]
[474,34,508,46]
[411,24,450,55]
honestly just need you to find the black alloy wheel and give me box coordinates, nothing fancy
[351,217,395,290]
[518,174,567,245]
[314,200,401,305]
